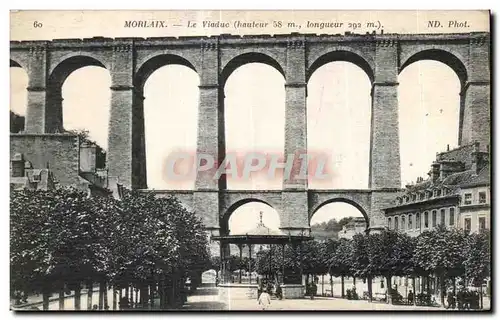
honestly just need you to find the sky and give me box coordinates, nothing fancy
[9,10,475,234]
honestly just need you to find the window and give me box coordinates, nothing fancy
[408,214,413,229]
[479,217,486,231]
[449,208,455,226]
[388,217,392,229]
[424,212,429,228]
[419,193,424,201]
[432,210,437,227]
[436,189,442,197]
[412,194,416,202]
[416,212,421,229]
[394,216,399,230]
[440,209,446,226]
[479,192,487,204]
[464,193,472,205]
[381,279,384,289]
[464,218,471,233]
[401,216,405,230]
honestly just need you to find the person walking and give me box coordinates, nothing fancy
[258,289,271,310]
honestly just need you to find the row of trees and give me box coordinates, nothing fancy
[216,227,490,307]
[10,188,210,310]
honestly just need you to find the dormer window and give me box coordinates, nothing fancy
[412,194,416,202]
[32,173,41,182]
[436,189,442,197]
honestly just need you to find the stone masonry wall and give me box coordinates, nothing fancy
[10,134,80,186]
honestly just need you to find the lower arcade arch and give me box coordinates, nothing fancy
[310,200,369,241]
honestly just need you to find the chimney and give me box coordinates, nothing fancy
[440,160,465,180]
[79,141,97,173]
[11,153,25,177]
[429,162,440,182]
[471,142,488,174]
[447,144,450,151]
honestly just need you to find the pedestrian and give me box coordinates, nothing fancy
[258,289,271,310]
[408,290,414,305]
[257,279,263,301]
[275,282,283,300]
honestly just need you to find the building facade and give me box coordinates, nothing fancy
[382,142,490,303]
[384,142,490,235]
[338,217,368,240]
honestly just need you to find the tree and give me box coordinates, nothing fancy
[463,230,490,309]
[350,233,371,299]
[414,226,466,305]
[328,238,352,298]
[11,189,53,304]
[10,111,25,133]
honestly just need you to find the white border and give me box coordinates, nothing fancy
[2,2,499,320]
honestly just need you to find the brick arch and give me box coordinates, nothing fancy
[134,53,199,90]
[309,196,370,226]
[10,51,30,73]
[399,48,468,87]
[10,58,25,70]
[46,55,110,133]
[220,51,286,87]
[307,48,375,83]
[48,55,109,88]
[220,191,283,228]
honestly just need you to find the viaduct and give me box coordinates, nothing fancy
[10,32,490,236]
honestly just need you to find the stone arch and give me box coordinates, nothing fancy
[399,48,468,88]
[9,54,29,72]
[48,55,108,88]
[134,53,198,90]
[309,197,370,226]
[220,196,282,234]
[307,49,375,83]
[10,59,23,69]
[220,52,286,87]
[46,55,110,133]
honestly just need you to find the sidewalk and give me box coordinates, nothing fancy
[11,286,106,311]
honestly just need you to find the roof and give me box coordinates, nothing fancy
[437,144,476,169]
[232,211,284,236]
[460,165,490,188]
[239,222,285,236]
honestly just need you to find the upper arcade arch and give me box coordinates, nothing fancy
[9,52,29,72]
[220,52,286,87]
[45,56,109,133]
[48,55,108,88]
[399,48,468,87]
[134,53,199,90]
[10,59,23,69]
[307,47,375,83]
